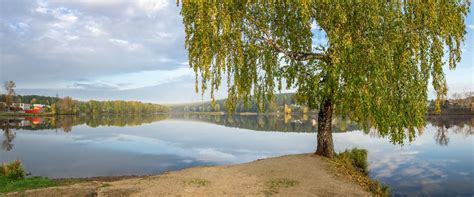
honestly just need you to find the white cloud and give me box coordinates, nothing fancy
[85,24,106,37]
[468,24,474,30]
[108,38,129,45]
[136,0,169,16]
[108,38,143,51]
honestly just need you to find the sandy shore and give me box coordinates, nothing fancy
[4,154,369,197]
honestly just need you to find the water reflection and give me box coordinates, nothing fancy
[428,116,473,146]
[0,114,472,195]
[1,114,472,152]
[1,126,14,151]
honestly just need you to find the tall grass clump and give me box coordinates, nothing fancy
[0,160,64,193]
[0,160,27,180]
[335,148,369,174]
[332,148,390,197]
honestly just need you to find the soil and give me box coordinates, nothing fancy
[3,154,370,197]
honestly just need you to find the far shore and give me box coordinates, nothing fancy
[0,112,56,117]
[3,154,385,197]
[1,110,472,118]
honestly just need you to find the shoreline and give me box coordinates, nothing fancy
[3,153,386,196]
[2,111,472,117]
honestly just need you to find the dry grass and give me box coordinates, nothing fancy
[330,148,390,197]
[262,178,299,195]
[182,178,210,187]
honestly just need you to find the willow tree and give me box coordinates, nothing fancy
[178,1,469,157]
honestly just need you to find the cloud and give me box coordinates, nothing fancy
[70,82,120,91]
[108,38,143,51]
[468,24,474,30]
[1,0,472,103]
[136,0,169,17]
[0,0,187,95]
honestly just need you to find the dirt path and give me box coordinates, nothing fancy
[4,154,370,197]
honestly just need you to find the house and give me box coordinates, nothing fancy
[25,104,44,114]
[1,102,25,111]
[16,103,31,110]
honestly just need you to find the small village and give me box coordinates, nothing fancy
[0,102,49,114]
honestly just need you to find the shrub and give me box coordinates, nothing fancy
[336,148,369,174]
[0,160,27,180]
[333,148,390,196]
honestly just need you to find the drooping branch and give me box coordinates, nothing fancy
[245,16,329,63]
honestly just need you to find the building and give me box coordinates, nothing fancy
[17,103,31,110]
[25,104,44,114]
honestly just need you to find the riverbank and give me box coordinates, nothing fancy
[3,153,387,197]
[0,112,56,117]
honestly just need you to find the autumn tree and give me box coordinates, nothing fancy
[178,1,470,157]
[31,98,37,105]
[4,81,16,111]
[59,96,76,114]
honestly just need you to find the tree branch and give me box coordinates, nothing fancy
[245,16,328,62]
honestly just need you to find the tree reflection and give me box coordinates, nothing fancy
[2,126,15,151]
[0,120,17,151]
[0,114,471,151]
[429,115,473,146]
[435,126,450,146]
[170,114,356,133]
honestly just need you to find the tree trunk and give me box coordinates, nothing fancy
[315,98,334,158]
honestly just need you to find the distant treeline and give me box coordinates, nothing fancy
[0,94,169,115]
[170,93,311,114]
[171,92,474,115]
[428,94,474,115]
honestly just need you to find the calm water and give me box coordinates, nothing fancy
[1,114,473,196]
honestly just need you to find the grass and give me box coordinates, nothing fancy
[101,183,112,188]
[330,148,390,197]
[0,160,81,194]
[262,178,298,196]
[336,148,369,174]
[182,178,210,187]
[0,176,61,193]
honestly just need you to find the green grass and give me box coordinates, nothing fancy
[0,160,78,194]
[0,176,61,193]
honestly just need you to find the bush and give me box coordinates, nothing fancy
[336,148,369,174]
[0,160,27,180]
[333,148,390,196]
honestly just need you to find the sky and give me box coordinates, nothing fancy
[0,0,473,104]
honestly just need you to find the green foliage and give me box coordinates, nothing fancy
[336,148,368,174]
[0,160,27,180]
[0,94,169,115]
[0,160,73,194]
[178,1,470,144]
[0,176,59,193]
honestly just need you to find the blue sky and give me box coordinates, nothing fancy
[0,0,472,103]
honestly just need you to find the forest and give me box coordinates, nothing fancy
[0,94,169,115]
